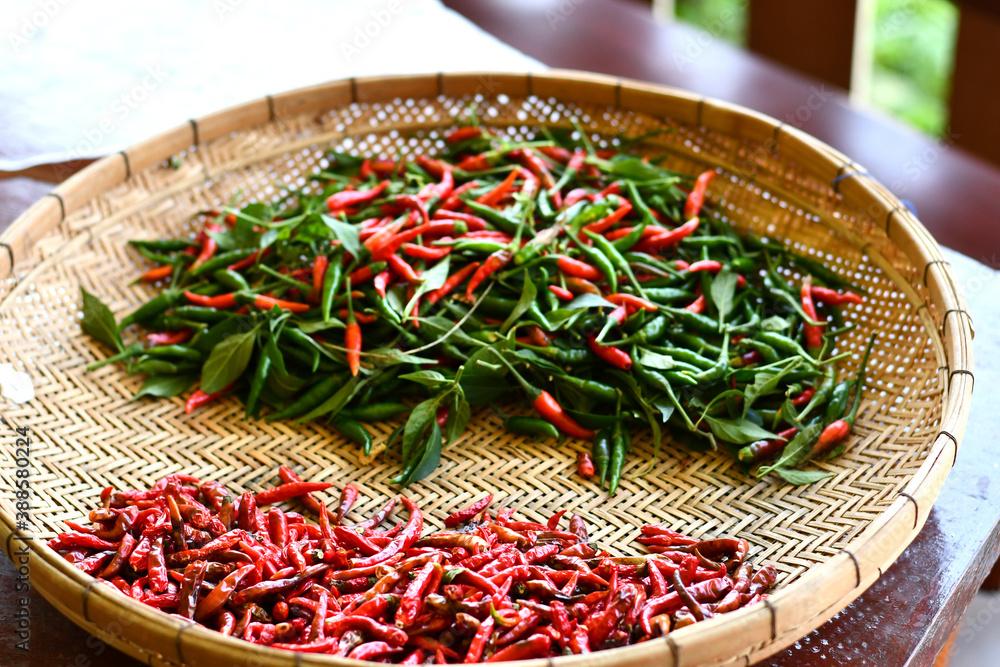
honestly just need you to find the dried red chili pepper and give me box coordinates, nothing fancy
[443,495,493,527]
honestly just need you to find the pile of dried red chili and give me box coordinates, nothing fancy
[81,123,876,490]
[50,472,776,660]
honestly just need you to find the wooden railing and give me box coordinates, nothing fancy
[651,0,1000,166]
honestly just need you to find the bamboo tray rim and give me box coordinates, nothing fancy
[0,70,974,667]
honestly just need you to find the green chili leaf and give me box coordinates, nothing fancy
[500,271,537,335]
[321,214,362,259]
[637,349,675,371]
[404,422,443,485]
[297,374,366,423]
[565,293,617,310]
[772,467,834,485]
[133,374,197,399]
[651,395,675,422]
[81,287,124,352]
[402,395,443,462]
[446,392,471,446]
[709,268,738,324]
[403,255,450,316]
[459,346,511,405]
[742,359,801,417]
[201,326,259,393]
[760,315,791,331]
[756,422,824,477]
[399,370,449,389]
[704,416,776,445]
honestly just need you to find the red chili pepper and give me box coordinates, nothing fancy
[227,247,269,271]
[140,265,173,282]
[374,268,391,299]
[426,262,479,305]
[191,224,222,271]
[326,180,389,212]
[684,170,716,219]
[415,154,448,179]
[463,616,494,662]
[564,277,601,295]
[336,484,359,524]
[345,301,362,377]
[348,641,403,661]
[250,294,308,313]
[548,285,574,301]
[347,263,384,286]
[403,243,450,260]
[184,291,237,309]
[465,249,512,299]
[563,188,589,208]
[687,259,723,274]
[556,255,604,281]
[396,561,442,628]
[185,383,233,414]
[584,202,633,234]
[350,497,423,568]
[811,285,864,306]
[588,337,632,370]
[486,634,551,662]
[311,255,329,304]
[577,452,595,478]
[685,294,707,314]
[457,153,491,172]
[605,293,657,311]
[444,495,493,527]
[635,217,701,252]
[476,169,520,207]
[533,390,595,440]
[513,148,556,190]
[445,126,482,144]
[254,482,332,506]
[396,194,430,225]
[432,210,488,230]
[148,330,192,346]
[387,253,422,284]
[801,277,825,353]
[791,388,815,408]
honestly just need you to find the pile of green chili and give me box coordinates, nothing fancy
[81,123,875,492]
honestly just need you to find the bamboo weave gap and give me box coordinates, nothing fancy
[0,71,973,667]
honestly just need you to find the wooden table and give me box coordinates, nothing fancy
[2,1,999,665]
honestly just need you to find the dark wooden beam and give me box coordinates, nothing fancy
[949,5,1000,166]
[747,0,858,90]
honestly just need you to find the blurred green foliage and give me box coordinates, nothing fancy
[674,0,957,137]
[871,0,956,136]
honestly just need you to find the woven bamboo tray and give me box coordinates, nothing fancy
[0,71,973,666]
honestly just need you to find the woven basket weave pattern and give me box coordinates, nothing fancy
[0,72,971,667]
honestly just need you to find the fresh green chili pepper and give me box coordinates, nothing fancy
[245,352,271,419]
[607,425,626,496]
[213,269,250,292]
[173,306,231,323]
[505,416,560,439]
[556,376,619,403]
[190,248,256,276]
[593,427,612,488]
[266,375,343,421]
[144,345,203,362]
[119,290,182,329]
[333,416,373,455]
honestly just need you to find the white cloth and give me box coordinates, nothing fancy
[0,0,542,170]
